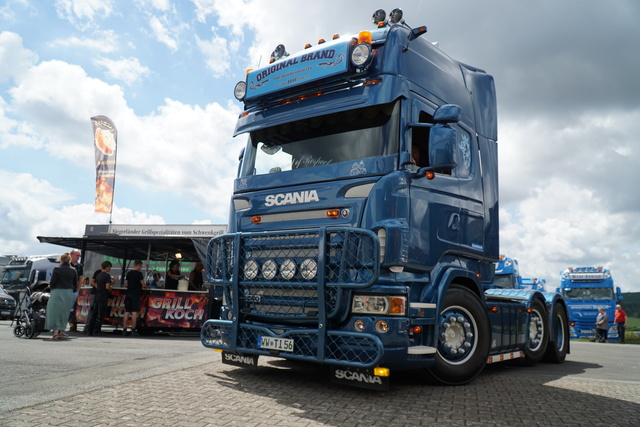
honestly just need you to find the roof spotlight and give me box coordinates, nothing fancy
[372,9,386,24]
[270,44,289,61]
[389,8,403,24]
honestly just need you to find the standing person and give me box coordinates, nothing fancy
[595,307,609,343]
[164,260,183,290]
[123,260,147,336]
[68,249,84,332]
[188,261,204,291]
[85,261,112,336]
[45,252,78,340]
[614,304,628,344]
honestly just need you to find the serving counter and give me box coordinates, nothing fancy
[75,286,214,331]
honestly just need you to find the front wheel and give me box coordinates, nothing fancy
[13,325,25,338]
[426,285,491,385]
[543,303,569,363]
[522,298,549,364]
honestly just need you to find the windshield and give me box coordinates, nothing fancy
[240,101,400,177]
[1,267,30,286]
[562,287,614,300]
[493,274,515,289]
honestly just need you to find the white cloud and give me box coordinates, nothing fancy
[149,15,178,51]
[54,0,114,29]
[0,31,38,83]
[48,30,119,53]
[196,34,230,77]
[0,170,165,254]
[94,57,151,85]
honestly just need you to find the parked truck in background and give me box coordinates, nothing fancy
[493,255,546,291]
[0,255,59,301]
[557,266,621,341]
[201,9,569,389]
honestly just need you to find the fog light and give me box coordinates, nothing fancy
[262,259,278,280]
[354,319,366,332]
[300,259,318,280]
[375,320,389,334]
[244,260,259,280]
[280,259,297,280]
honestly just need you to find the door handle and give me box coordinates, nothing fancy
[448,213,460,231]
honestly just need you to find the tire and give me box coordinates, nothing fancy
[24,325,36,339]
[543,303,569,363]
[426,284,491,385]
[522,298,549,364]
[13,325,25,338]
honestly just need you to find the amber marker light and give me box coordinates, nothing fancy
[425,171,435,180]
[318,38,326,44]
[389,297,406,314]
[333,34,340,40]
[411,325,422,335]
[490,306,499,313]
[251,216,261,223]
[304,43,312,49]
[239,111,249,118]
[373,367,390,377]
[363,78,382,86]
[327,209,340,218]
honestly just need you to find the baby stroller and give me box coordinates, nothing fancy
[12,283,50,339]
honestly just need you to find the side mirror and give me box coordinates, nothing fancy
[428,125,457,172]
[433,104,462,124]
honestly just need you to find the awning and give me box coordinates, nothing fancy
[37,224,227,264]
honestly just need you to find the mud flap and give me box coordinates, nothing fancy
[221,351,259,368]
[330,366,390,391]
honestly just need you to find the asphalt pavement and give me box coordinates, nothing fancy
[1,320,639,426]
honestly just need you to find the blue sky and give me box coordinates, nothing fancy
[1,0,640,292]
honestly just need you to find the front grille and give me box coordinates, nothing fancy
[206,228,379,323]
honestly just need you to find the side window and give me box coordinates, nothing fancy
[411,110,434,168]
[456,127,473,178]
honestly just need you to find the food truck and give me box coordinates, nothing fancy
[38,224,226,333]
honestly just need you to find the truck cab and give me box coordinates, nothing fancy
[1,256,58,300]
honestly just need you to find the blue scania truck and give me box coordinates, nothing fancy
[201,9,569,389]
[557,266,621,341]
[493,256,547,292]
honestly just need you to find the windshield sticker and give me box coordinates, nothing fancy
[350,161,367,176]
[293,154,332,168]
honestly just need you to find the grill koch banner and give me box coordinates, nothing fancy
[91,115,118,213]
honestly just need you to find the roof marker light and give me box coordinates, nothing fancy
[318,38,326,44]
[333,34,340,40]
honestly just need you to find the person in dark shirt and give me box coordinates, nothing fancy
[46,252,78,340]
[188,261,204,291]
[164,260,183,290]
[68,249,84,332]
[123,260,147,335]
[85,261,112,336]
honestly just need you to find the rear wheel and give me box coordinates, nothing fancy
[426,285,491,385]
[523,299,549,364]
[543,303,569,363]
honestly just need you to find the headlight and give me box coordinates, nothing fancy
[234,81,247,100]
[280,259,297,280]
[243,260,259,280]
[261,259,278,280]
[352,295,406,316]
[300,259,318,280]
[350,43,371,67]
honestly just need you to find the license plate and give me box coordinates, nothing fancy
[0,310,10,316]
[258,336,294,352]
